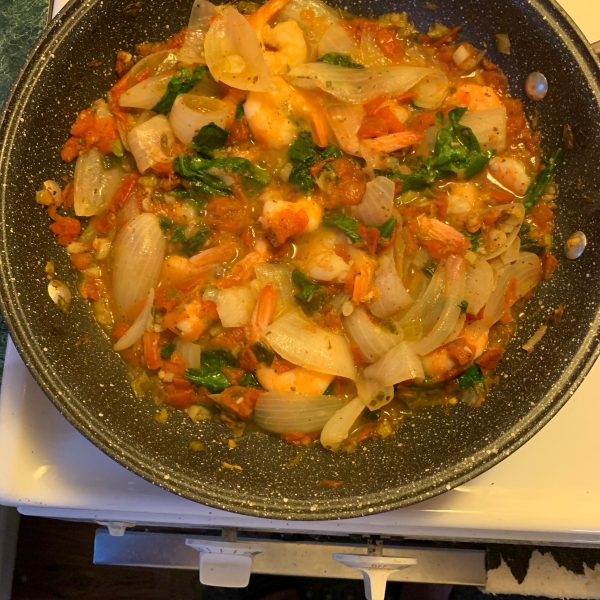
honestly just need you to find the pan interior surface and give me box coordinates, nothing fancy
[0,0,599,520]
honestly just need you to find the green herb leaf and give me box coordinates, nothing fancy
[461,229,482,251]
[152,66,209,114]
[322,212,361,243]
[522,148,563,211]
[158,216,174,231]
[520,238,545,256]
[170,227,186,243]
[201,349,238,371]
[458,300,469,313]
[111,139,125,158]
[190,122,229,158]
[184,369,232,393]
[376,217,397,238]
[239,373,262,388]
[160,343,176,359]
[292,268,328,312]
[181,225,210,257]
[323,383,334,396]
[253,342,275,366]
[168,188,195,199]
[235,101,245,120]
[317,53,364,69]
[457,364,483,389]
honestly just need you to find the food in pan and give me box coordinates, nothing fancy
[39,0,560,452]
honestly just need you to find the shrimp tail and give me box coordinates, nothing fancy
[248,282,278,342]
[247,0,291,32]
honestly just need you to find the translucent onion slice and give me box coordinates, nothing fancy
[254,391,346,434]
[112,213,166,319]
[204,6,274,92]
[369,251,413,319]
[476,203,525,260]
[363,342,424,386]
[501,235,521,264]
[254,263,296,317]
[127,115,175,174]
[353,28,389,67]
[113,289,154,351]
[175,339,202,369]
[118,72,173,110]
[464,256,495,316]
[356,375,394,411]
[74,148,125,217]
[412,70,449,110]
[478,252,542,330]
[215,285,256,327]
[169,94,231,145]
[343,306,402,363]
[325,102,364,156]
[127,50,179,88]
[352,176,394,226]
[320,397,365,451]
[279,0,338,32]
[179,0,217,65]
[318,22,358,57]
[460,106,507,152]
[263,308,357,380]
[287,64,432,103]
[413,255,466,356]
[397,262,445,330]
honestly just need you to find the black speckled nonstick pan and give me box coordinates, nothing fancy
[1,0,599,520]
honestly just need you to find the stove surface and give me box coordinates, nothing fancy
[0,0,598,544]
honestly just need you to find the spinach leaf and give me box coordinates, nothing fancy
[522,148,563,211]
[152,66,209,114]
[235,102,245,120]
[461,229,482,251]
[457,364,483,389]
[190,122,229,158]
[158,216,174,232]
[160,343,176,360]
[292,268,328,312]
[252,342,275,366]
[170,227,186,243]
[239,373,261,388]
[181,225,210,257]
[322,212,361,243]
[520,238,545,256]
[317,53,364,69]
[323,383,334,396]
[458,300,469,314]
[184,369,232,393]
[201,349,237,371]
[376,217,397,238]
[168,188,195,199]
[288,131,342,192]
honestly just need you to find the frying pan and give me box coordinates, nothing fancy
[1,0,599,521]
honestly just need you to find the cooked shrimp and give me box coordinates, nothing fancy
[162,244,237,285]
[189,243,237,268]
[162,301,215,341]
[217,238,272,288]
[446,182,480,215]
[259,190,322,235]
[295,229,351,283]
[247,282,277,342]
[487,156,531,196]
[256,362,334,394]
[347,246,377,305]
[417,215,472,249]
[450,83,502,111]
[262,21,307,75]
[246,0,290,31]
[359,131,425,154]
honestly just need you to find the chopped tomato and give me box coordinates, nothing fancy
[60,137,83,163]
[70,253,93,271]
[78,277,100,301]
[446,339,475,366]
[503,278,517,307]
[113,322,130,339]
[136,28,187,56]
[375,28,405,62]
[272,358,296,374]
[280,431,320,446]
[110,174,139,210]
[267,208,309,246]
[357,116,390,139]
[47,205,81,246]
[374,106,405,134]
[221,367,246,385]
[143,331,163,371]
[211,326,246,350]
[205,197,249,234]
[350,344,366,367]
[154,285,180,312]
[410,111,437,133]
[219,386,262,419]
[62,181,74,209]
[476,346,504,371]
[357,224,380,254]
[238,345,258,371]
[363,95,386,116]
[61,109,120,162]
[395,91,416,104]
[541,252,558,280]
[227,118,251,144]
[308,158,333,178]
[434,196,448,219]
[93,211,116,234]
[433,25,462,48]
[163,351,187,377]
[164,389,195,408]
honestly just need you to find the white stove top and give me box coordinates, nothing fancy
[1,0,599,544]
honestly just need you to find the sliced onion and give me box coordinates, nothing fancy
[287,64,432,103]
[114,289,154,351]
[523,323,548,353]
[215,285,256,327]
[254,391,346,434]
[175,338,202,368]
[318,22,358,57]
[413,255,466,356]
[204,6,274,92]
[127,50,179,88]
[352,176,394,226]
[169,94,231,145]
[444,313,466,344]
[118,189,141,226]
[179,0,217,65]
[263,308,357,380]
[112,213,166,319]
[353,28,389,67]
[356,375,394,411]
[254,263,296,317]
[460,106,507,152]
[279,0,338,31]
[464,256,495,316]
[369,250,413,319]
[412,70,449,110]
[325,102,364,156]
[415,124,440,158]
[476,203,525,260]
[127,115,175,174]
[343,306,402,363]
[320,397,364,451]
[478,252,542,329]
[119,72,173,110]
[397,262,445,331]
[74,148,125,217]
[363,341,424,386]
[501,235,521,264]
